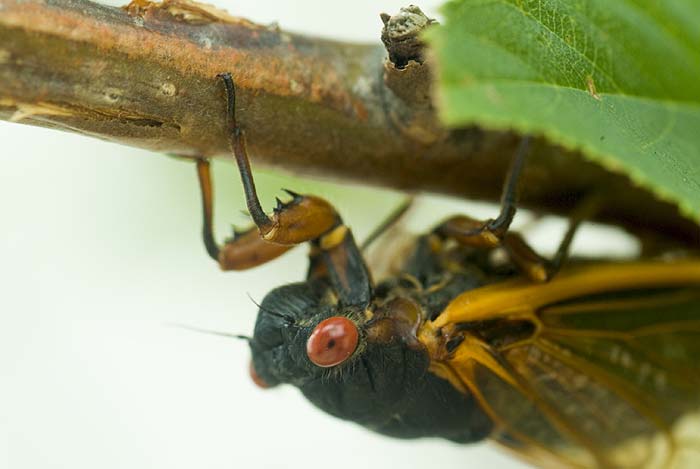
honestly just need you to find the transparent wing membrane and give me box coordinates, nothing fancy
[427,264,700,468]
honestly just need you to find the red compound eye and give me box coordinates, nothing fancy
[306,317,359,367]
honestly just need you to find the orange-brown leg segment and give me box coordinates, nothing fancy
[218,72,341,245]
[196,159,292,271]
[435,215,552,282]
[434,137,593,282]
[198,73,373,306]
[434,136,531,247]
[438,210,588,283]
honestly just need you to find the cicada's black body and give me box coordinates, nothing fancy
[250,235,499,443]
[199,73,700,468]
[246,229,700,468]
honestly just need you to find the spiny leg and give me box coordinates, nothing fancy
[435,136,531,247]
[434,137,596,282]
[218,73,271,231]
[195,158,292,270]
[361,197,414,251]
[489,135,530,236]
[196,158,220,262]
[544,194,600,277]
[202,73,373,306]
[218,72,340,245]
[501,193,599,281]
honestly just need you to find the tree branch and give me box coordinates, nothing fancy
[0,0,697,244]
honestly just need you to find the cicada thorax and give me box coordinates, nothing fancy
[372,238,700,468]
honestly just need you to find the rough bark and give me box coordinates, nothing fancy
[0,0,697,245]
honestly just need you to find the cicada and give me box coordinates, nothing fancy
[196,73,700,468]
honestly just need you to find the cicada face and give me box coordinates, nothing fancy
[248,282,427,423]
[248,280,493,442]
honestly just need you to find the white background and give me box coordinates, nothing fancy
[0,1,637,468]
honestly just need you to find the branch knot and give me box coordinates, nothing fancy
[380,5,436,69]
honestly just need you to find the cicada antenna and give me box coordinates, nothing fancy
[165,322,251,342]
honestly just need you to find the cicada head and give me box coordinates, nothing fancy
[248,282,461,432]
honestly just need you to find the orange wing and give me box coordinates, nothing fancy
[420,260,700,468]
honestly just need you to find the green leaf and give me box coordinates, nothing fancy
[428,0,700,220]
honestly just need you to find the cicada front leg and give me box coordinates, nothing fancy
[434,137,597,282]
[196,159,294,270]
[195,73,372,307]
